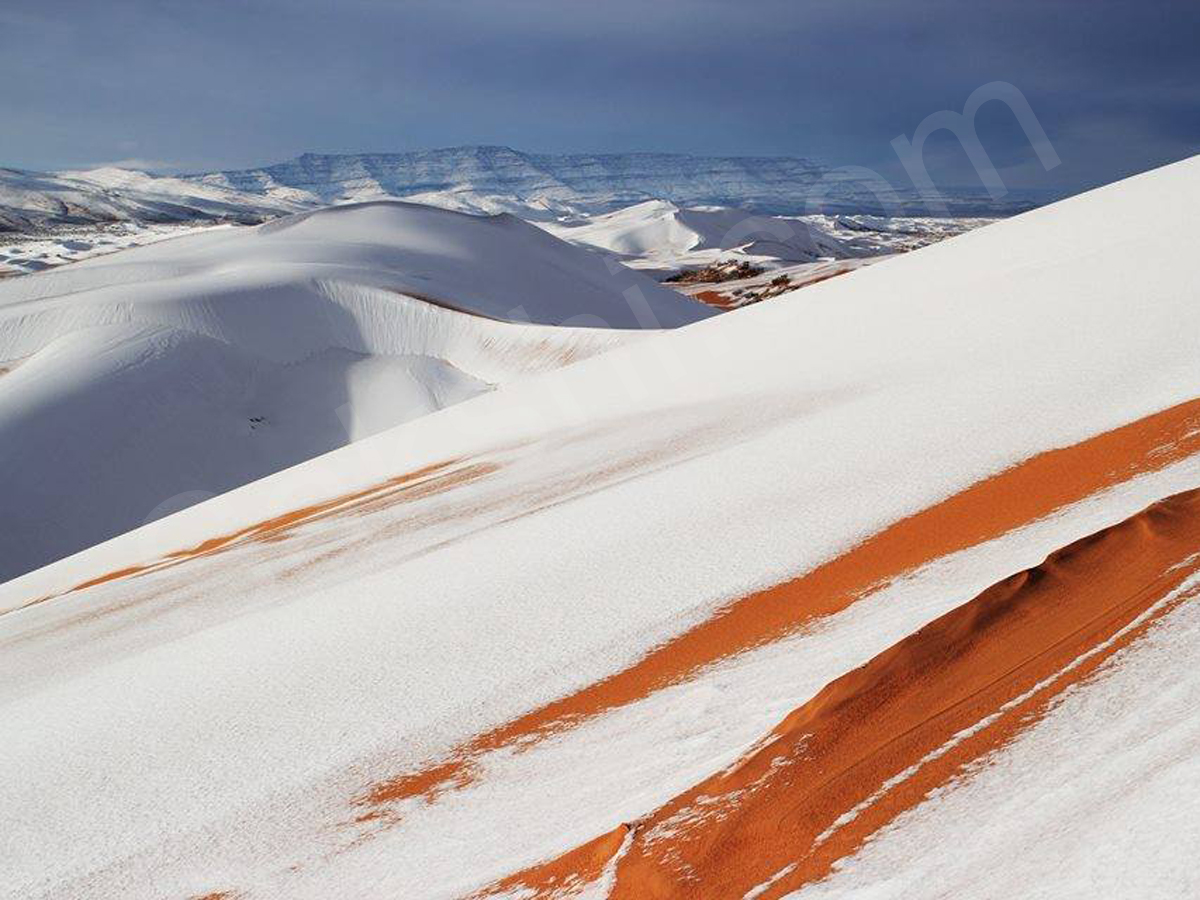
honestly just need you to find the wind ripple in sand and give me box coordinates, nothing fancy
[491,487,1200,899]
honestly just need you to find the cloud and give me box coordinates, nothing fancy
[0,0,1195,189]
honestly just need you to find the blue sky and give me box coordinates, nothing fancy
[2,0,1197,190]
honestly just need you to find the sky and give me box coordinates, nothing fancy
[2,0,1197,192]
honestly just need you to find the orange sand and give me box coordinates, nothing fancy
[14,460,496,615]
[470,827,632,900]
[493,487,1200,898]
[693,289,733,309]
[362,397,1200,810]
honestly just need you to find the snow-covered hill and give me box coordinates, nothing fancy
[0,200,710,581]
[2,156,1197,899]
[0,166,295,232]
[540,199,864,271]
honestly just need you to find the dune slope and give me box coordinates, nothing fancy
[0,201,710,581]
[497,486,1200,899]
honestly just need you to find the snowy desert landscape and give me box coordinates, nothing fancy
[3,152,1199,898]
[3,2,1199,898]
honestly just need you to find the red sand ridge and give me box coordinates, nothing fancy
[360,397,1200,813]
[489,486,1200,898]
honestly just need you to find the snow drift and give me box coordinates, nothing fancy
[0,200,710,580]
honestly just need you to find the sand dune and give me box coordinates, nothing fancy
[352,395,1200,812]
[488,486,1200,898]
[0,200,710,581]
[2,157,1200,899]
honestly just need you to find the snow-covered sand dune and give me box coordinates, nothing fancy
[538,199,989,275]
[0,200,710,581]
[1,156,1198,899]
[539,200,861,267]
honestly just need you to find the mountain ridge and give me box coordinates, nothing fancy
[187,145,1046,217]
[1,146,1049,248]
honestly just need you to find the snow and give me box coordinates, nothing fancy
[0,165,295,232]
[1,155,1199,898]
[188,146,1042,217]
[537,199,993,280]
[3,147,1028,245]
[2,151,996,283]
[538,200,859,271]
[0,200,708,580]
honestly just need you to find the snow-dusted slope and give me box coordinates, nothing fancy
[0,200,709,581]
[0,166,295,231]
[2,157,1198,899]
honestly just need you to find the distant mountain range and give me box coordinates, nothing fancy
[1,146,1050,232]
[190,146,1050,218]
[190,146,839,216]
